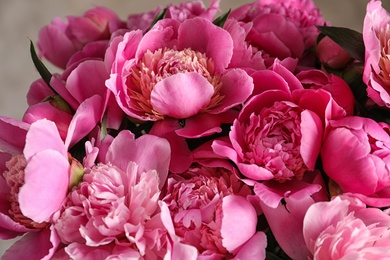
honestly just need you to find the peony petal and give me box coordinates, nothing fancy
[150,72,214,119]
[65,60,109,103]
[106,131,171,185]
[176,110,238,138]
[178,17,233,73]
[234,232,267,260]
[300,110,323,170]
[221,195,257,253]
[64,95,103,149]
[19,150,69,223]
[0,117,29,156]
[24,119,67,161]
[2,225,59,260]
[211,69,254,113]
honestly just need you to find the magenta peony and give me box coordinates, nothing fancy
[229,0,325,68]
[212,63,346,182]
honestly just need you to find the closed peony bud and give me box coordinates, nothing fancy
[316,36,351,69]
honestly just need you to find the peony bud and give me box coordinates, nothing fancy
[316,36,351,69]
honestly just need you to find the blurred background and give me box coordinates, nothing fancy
[0,0,389,255]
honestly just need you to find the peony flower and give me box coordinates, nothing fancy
[316,36,351,69]
[229,0,325,69]
[54,131,172,258]
[303,195,390,259]
[38,6,125,69]
[106,17,254,172]
[161,164,266,259]
[363,0,390,107]
[212,62,343,182]
[321,116,390,207]
[0,117,61,260]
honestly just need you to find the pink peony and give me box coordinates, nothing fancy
[0,117,61,260]
[106,17,253,172]
[38,6,125,69]
[363,0,390,107]
[212,63,341,182]
[303,195,390,259]
[161,164,266,258]
[54,131,172,258]
[321,116,390,207]
[229,0,325,68]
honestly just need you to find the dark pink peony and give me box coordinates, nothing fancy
[303,195,390,259]
[363,0,390,107]
[297,69,355,116]
[229,0,325,68]
[212,63,346,182]
[161,164,266,259]
[321,116,390,207]
[316,36,351,69]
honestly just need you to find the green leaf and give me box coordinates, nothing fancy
[146,7,168,33]
[30,40,58,95]
[213,9,231,28]
[316,25,365,62]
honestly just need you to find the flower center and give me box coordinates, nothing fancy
[128,47,223,120]
[3,155,48,229]
[378,24,390,89]
[243,101,307,181]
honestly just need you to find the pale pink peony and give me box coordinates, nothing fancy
[321,116,390,207]
[363,0,390,107]
[303,195,390,259]
[38,6,125,69]
[229,0,325,68]
[54,131,172,258]
[161,164,266,259]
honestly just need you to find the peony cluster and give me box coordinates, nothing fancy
[1,0,390,259]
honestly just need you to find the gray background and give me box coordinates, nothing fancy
[0,0,389,255]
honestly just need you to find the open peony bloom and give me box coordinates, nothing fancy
[161,164,266,259]
[106,17,253,125]
[303,195,390,259]
[363,0,390,108]
[212,63,344,182]
[321,116,390,207]
[54,131,172,258]
[106,16,253,172]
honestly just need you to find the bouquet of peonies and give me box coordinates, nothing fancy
[2,0,390,259]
